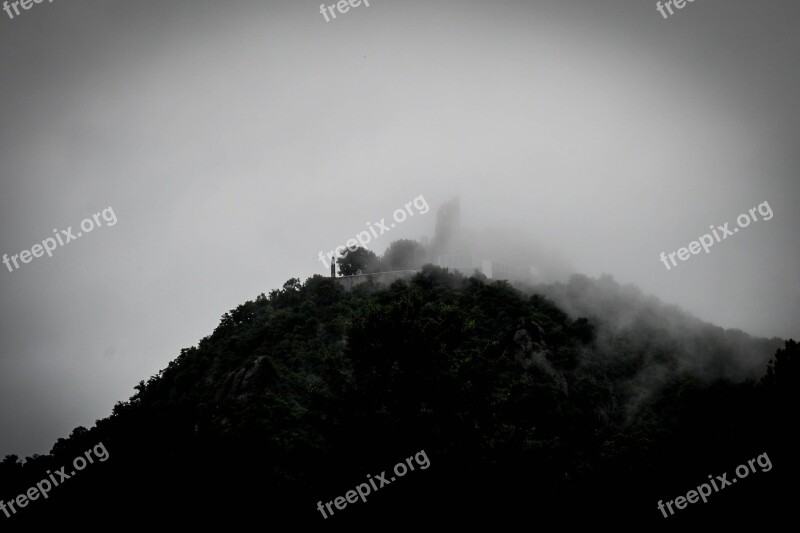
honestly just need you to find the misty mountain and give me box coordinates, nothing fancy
[0,261,796,527]
[533,273,782,407]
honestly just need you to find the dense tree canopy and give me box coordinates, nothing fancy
[1,266,796,527]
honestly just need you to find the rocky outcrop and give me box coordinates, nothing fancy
[214,355,272,401]
[506,318,569,396]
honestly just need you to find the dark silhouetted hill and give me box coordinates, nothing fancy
[1,266,797,528]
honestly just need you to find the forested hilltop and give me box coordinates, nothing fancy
[2,266,797,527]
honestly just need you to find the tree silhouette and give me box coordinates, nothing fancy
[336,247,380,275]
[381,239,427,271]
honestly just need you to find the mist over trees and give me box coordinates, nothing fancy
[0,260,796,526]
[334,240,428,275]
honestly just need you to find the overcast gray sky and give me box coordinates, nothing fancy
[1,0,798,458]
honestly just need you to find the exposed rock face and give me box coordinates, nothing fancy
[215,356,272,401]
[507,319,569,396]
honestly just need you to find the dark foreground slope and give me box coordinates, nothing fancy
[1,267,797,528]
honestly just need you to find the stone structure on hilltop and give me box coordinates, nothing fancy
[332,196,536,291]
